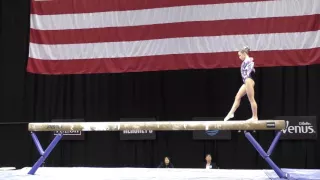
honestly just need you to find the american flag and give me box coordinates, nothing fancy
[27,0,320,75]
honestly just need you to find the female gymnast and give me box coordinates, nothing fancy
[224,46,258,121]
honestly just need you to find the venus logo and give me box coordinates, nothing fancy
[277,116,318,140]
[282,121,316,134]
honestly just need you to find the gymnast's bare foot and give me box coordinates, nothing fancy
[247,117,258,122]
[224,113,234,121]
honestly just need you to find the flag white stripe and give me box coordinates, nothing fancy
[29,30,320,60]
[30,0,320,30]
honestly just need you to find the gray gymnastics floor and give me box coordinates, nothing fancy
[0,167,320,180]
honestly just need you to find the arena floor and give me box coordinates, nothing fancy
[0,167,319,180]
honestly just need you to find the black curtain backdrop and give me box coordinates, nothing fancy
[1,0,320,170]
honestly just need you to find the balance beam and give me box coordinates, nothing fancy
[27,120,290,179]
[28,120,285,131]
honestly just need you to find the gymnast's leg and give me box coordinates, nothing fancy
[224,84,247,121]
[245,78,258,121]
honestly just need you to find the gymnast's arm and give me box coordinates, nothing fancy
[245,59,255,75]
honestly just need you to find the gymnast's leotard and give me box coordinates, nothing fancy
[240,57,255,83]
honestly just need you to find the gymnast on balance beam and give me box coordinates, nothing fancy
[224,46,258,122]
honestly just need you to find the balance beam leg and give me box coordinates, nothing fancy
[244,131,289,179]
[31,132,44,155]
[267,131,282,156]
[28,132,63,175]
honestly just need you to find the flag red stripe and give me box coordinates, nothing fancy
[30,15,320,44]
[27,48,320,74]
[31,0,266,15]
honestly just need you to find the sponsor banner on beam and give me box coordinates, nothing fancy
[120,118,156,140]
[192,117,231,140]
[275,116,317,140]
[51,118,85,140]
